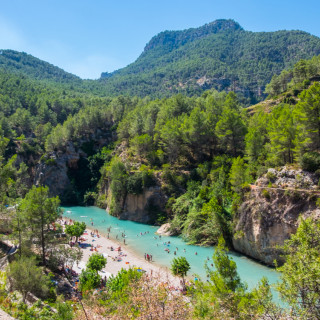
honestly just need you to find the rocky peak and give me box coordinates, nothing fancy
[143,19,242,53]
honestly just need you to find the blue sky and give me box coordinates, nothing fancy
[1,0,319,79]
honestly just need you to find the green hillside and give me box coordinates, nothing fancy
[1,22,320,319]
[100,19,320,103]
[0,50,79,83]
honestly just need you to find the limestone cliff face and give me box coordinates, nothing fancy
[33,142,85,197]
[233,167,320,265]
[101,184,167,224]
[119,186,167,223]
[33,128,115,199]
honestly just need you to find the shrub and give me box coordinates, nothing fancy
[79,268,101,292]
[86,253,107,273]
[262,189,270,200]
[45,158,57,166]
[127,174,143,194]
[300,152,320,172]
[106,268,142,293]
[266,171,277,182]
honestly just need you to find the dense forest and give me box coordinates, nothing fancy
[1,19,320,104]
[100,19,320,102]
[1,52,320,241]
[1,21,320,319]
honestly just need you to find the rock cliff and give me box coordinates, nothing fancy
[119,186,167,223]
[33,128,115,200]
[34,142,85,197]
[233,167,320,265]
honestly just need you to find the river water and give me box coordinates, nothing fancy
[62,206,280,291]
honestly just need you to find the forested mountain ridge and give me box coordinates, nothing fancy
[0,50,80,83]
[1,20,320,103]
[1,28,320,319]
[100,19,320,102]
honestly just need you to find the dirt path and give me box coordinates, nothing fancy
[250,184,320,194]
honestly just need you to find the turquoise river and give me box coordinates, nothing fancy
[62,206,280,293]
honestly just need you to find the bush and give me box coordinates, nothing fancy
[300,152,320,172]
[262,189,271,200]
[46,286,57,303]
[127,170,156,195]
[79,268,101,292]
[106,268,142,293]
[127,174,143,194]
[45,158,57,166]
[266,171,277,182]
[86,253,106,272]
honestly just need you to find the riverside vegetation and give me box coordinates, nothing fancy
[1,20,320,319]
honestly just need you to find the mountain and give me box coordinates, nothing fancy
[0,49,80,83]
[0,50,111,96]
[1,20,320,103]
[100,19,320,103]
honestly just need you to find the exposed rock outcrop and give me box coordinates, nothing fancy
[119,186,167,224]
[33,128,115,199]
[233,167,320,265]
[156,223,174,236]
[33,142,86,197]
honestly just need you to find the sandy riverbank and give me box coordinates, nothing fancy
[60,219,181,287]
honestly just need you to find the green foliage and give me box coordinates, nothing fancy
[266,170,277,182]
[212,238,243,292]
[261,189,271,200]
[65,221,86,241]
[19,185,61,265]
[267,104,297,165]
[295,82,320,153]
[79,268,101,292]
[55,298,74,320]
[86,253,107,273]
[300,152,320,172]
[170,256,190,282]
[277,218,320,319]
[191,237,283,319]
[99,268,143,315]
[100,20,320,102]
[229,156,247,194]
[6,256,49,303]
[265,55,320,96]
[106,268,142,293]
[182,197,227,245]
[127,170,156,195]
[107,157,128,215]
[216,94,247,156]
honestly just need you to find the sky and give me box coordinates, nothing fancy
[1,0,319,79]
